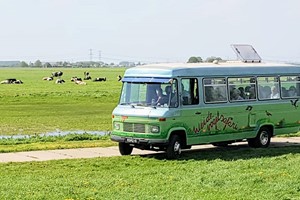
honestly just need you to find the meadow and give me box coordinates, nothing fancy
[1,68,300,199]
[0,67,123,151]
[0,145,300,199]
[0,67,299,153]
[0,67,125,135]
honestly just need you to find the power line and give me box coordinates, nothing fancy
[89,49,93,61]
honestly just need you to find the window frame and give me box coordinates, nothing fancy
[257,75,280,101]
[227,76,257,103]
[181,77,200,106]
[280,75,300,99]
[202,77,228,104]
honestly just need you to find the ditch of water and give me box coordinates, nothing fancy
[0,130,110,139]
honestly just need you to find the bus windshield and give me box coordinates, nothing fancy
[119,79,178,108]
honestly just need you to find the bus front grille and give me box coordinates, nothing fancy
[123,123,146,133]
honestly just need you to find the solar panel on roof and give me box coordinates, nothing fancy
[231,44,262,63]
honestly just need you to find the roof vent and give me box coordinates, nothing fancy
[231,44,262,63]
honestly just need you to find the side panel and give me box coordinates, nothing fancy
[184,100,300,145]
[185,104,255,145]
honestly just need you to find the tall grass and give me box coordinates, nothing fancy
[0,134,116,153]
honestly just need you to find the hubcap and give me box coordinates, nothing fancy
[260,131,269,145]
[174,141,181,155]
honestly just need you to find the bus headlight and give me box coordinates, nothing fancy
[114,122,120,130]
[150,126,160,133]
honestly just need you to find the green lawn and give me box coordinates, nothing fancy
[0,146,299,199]
[0,67,299,153]
[0,68,125,135]
[1,68,300,199]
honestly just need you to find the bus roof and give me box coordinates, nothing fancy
[124,61,300,78]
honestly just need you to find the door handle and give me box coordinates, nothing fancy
[195,112,202,115]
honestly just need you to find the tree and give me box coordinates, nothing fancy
[34,60,42,68]
[19,61,29,67]
[43,62,52,68]
[187,56,202,63]
[205,56,223,62]
[62,61,69,67]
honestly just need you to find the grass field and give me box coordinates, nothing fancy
[0,146,300,199]
[0,67,299,153]
[1,68,300,199]
[0,67,125,135]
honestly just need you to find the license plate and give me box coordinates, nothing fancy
[126,138,138,143]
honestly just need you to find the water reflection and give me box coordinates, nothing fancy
[0,130,110,139]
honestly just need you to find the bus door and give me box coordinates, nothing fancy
[179,78,200,136]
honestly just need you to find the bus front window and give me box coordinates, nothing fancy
[119,79,178,108]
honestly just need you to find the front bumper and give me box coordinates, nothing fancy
[111,135,168,145]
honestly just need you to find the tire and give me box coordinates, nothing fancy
[119,142,133,155]
[166,135,182,159]
[247,138,256,148]
[248,127,271,148]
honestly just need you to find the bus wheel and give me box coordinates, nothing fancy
[119,142,133,155]
[248,127,271,148]
[166,135,182,159]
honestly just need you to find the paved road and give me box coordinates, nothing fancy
[0,137,300,163]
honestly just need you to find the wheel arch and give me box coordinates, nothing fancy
[167,128,187,146]
[256,123,274,137]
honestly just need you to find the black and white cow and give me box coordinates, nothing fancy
[71,77,82,82]
[0,78,23,84]
[55,79,65,84]
[93,77,106,82]
[117,75,122,81]
[52,71,63,78]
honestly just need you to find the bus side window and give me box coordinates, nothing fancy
[280,76,300,98]
[228,77,256,102]
[257,76,280,100]
[203,78,227,103]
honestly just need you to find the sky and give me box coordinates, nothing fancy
[0,0,300,64]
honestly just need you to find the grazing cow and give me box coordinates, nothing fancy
[13,80,23,84]
[0,78,17,84]
[84,71,91,80]
[75,80,87,85]
[93,77,106,82]
[42,76,53,81]
[1,78,23,84]
[117,75,122,81]
[0,80,10,84]
[71,77,82,82]
[84,76,92,80]
[56,79,65,84]
[52,71,63,78]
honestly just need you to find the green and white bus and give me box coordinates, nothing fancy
[111,61,300,158]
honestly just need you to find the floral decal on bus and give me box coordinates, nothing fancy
[193,111,239,134]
